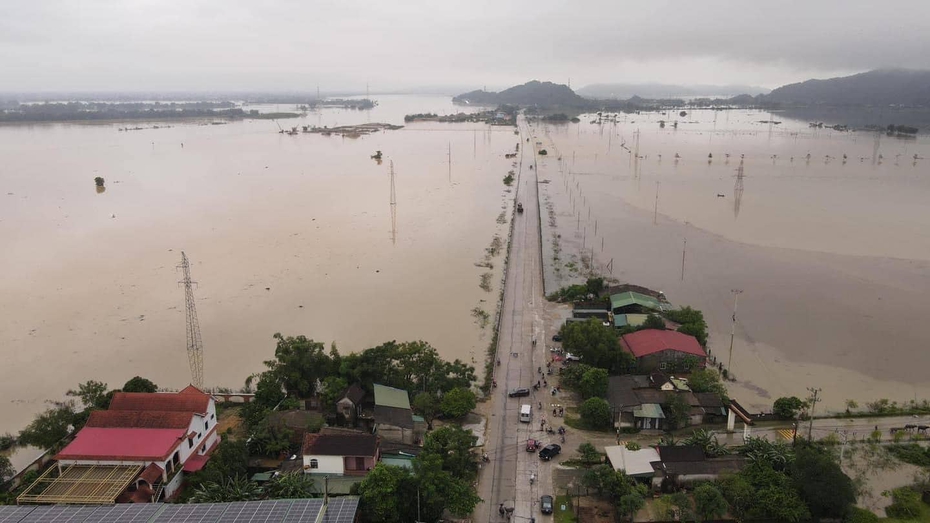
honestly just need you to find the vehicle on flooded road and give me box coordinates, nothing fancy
[508,387,530,397]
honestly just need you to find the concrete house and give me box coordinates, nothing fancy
[620,329,707,373]
[20,386,218,504]
[302,433,380,476]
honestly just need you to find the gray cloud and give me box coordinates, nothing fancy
[1,0,928,92]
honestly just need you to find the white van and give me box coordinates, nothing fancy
[520,404,532,423]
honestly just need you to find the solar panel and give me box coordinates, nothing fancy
[0,506,36,523]
[282,499,324,523]
[321,498,359,523]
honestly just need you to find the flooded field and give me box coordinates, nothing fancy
[0,95,519,435]
[534,109,930,412]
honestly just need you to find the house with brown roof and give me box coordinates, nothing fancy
[29,385,219,504]
[336,383,366,424]
[620,329,707,373]
[302,433,380,476]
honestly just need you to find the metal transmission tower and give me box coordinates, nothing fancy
[178,252,204,388]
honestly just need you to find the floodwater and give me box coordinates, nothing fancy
[534,109,930,413]
[0,95,518,437]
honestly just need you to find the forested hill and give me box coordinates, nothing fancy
[765,69,930,106]
[454,81,589,108]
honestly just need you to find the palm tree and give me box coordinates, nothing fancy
[190,476,262,503]
[263,472,320,499]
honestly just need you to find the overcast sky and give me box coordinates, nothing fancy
[2,0,929,93]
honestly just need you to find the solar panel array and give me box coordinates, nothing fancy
[0,498,358,523]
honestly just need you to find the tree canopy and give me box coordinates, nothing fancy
[790,445,856,520]
[686,368,728,400]
[580,397,612,429]
[579,367,609,399]
[122,376,158,393]
[773,396,806,420]
[693,484,728,522]
[17,402,78,449]
[560,319,633,374]
[66,380,109,410]
[440,387,476,419]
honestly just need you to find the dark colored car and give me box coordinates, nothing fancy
[538,444,561,460]
[508,387,531,398]
[540,495,553,514]
[551,334,562,342]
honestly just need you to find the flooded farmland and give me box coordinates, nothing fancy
[3,97,930,442]
[534,109,930,412]
[0,95,518,436]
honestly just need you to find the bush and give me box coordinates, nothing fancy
[885,488,923,520]
[579,398,612,430]
[887,444,930,467]
[579,368,609,399]
[845,507,879,523]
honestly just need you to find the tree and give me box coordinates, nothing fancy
[846,506,880,523]
[66,380,109,410]
[261,333,330,398]
[677,323,708,347]
[585,277,605,296]
[560,363,594,389]
[578,442,601,465]
[357,464,414,523]
[580,398,612,429]
[189,476,262,503]
[579,367,609,399]
[122,376,157,393]
[662,393,691,430]
[412,392,440,427]
[18,402,77,449]
[693,484,728,522]
[790,445,855,520]
[667,492,694,522]
[666,306,709,346]
[582,464,634,501]
[0,455,14,483]
[643,314,666,330]
[421,425,478,480]
[413,453,481,518]
[319,376,348,413]
[773,396,806,420]
[686,368,728,399]
[618,493,645,521]
[247,421,293,457]
[252,374,285,408]
[560,319,619,370]
[440,387,476,419]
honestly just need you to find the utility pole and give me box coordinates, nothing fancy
[178,252,204,388]
[838,429,853,465]
[448,142,452,182]
[727,289,743,380]
[807,387,821,442]
[680,238,687,281]
[653,181,660,224]
[389,160,397,245]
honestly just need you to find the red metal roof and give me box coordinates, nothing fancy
[86,410,193,429]
[182,438,219,473]
[620,329,707,359]
[54,427,186,462]
[109,390,210,415]
[138,462,164,485]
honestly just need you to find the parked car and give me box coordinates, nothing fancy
[508,387,531,398]
[564,353,580,362]
[540,495,553,514]
[551,334,562,342]
[538,444,561,460]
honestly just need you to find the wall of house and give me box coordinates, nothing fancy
[342,455,376,475]
[302,455,344,475]
[177,400,219,465]
[376,424,411,444]
[163,469,186,499]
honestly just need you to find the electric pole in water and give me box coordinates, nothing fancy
[680,238,687,281]
[653,181,660,224]
[807,387,821,442]
[727,289,743,380]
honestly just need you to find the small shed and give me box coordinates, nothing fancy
[604,445,661,479]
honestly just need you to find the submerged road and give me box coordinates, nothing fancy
[476,118,554,522]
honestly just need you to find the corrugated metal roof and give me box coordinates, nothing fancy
[604,445,661,477]
[620,329,706,359]
[373,384,411,410]
[55,427,186,461]
[613,313,649,328]
[610,292,668,312]
[633,403,665,419]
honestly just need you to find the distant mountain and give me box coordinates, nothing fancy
[765,69,930,106]
[577,83,769,100]
[453,81,588,108]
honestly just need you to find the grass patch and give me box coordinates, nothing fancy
[479,273,492,292]
[471,307,490,329]
[554,495,578,523]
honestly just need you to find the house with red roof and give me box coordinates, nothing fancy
[53,385,219,502]
[620,329,707,373]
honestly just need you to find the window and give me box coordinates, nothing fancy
[355,457,365,470]
[309,459,319,469]
[188,438,194,449]
[204,420,209,430]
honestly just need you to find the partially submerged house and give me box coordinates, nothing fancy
[18,386,218,504]
[606,375,726,430]
[610,291,670,316]
[620,329,706,373]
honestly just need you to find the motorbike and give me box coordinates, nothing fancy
[482,453,490,463]
[560,434,565,443]
[530,473,535,485]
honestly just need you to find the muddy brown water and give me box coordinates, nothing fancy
[0,96,516,437]
[534,110,930,413]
